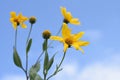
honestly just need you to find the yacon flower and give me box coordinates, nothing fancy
[50,23,89,53]
[61,7,80,25]
[10,12,28,30]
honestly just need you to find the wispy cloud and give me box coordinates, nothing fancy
[53,53,120,80]
[52,63,120,80]
[2,50,120,80]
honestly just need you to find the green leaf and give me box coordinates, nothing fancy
[35,74,43,80]
[13,48,22,68]
[26,38,32,54]
[42,40,47,51]
[33,61,40,72]
[29,62,40,78]
[47,54,55,71]
[29,62,42,80]
[44,51,49,71]
[29,67,37,80]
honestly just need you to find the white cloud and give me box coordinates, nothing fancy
[2,51,120,80]
[79,64,120,80]
[1,75,25,80]
[3,63,120,80]
[53,63,120,80]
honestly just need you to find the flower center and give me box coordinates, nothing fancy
[63,19,69,24]
[65,38,73,48]
[14,18,20,26]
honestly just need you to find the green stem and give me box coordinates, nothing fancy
[35,51,44,64]
[43,39,48,80]
[15,29,18,48]
[58,51,66,68]
[25,54,28,80]
[25,24,33,80]
[26,24,33,44]
[44,74,47,80]
[47,51,66,80]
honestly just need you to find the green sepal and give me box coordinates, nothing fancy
[13,47,23,68]
[26,38,32,54]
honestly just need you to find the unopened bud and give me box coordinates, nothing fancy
[42,30,51,39]
[29,16,36,24]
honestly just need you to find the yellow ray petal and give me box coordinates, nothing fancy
[66,12,72,21]
[50,36,63,42]
[73,32,84,40]
[74,41,89,46]
[78,47,84,53]
[22,17,28,21]
[10,12,16,18]
[10,18,14,23]
[70,18,80,25]
[78,41,89,46]
[62,23,71,38]
[18,13,23,18]
[72,43,84,53]
[61,7,67,19]
[21,23,27,28]
[12,22,17,30]
[63,43,68,52]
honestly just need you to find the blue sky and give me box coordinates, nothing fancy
[0,0,120,80]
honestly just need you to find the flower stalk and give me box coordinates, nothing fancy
[14,28,18,48]
[47,51,66,80]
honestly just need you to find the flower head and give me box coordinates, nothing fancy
[10,12,28,30]
[61,7,80,25]
[29,16,36,24]
[42,30,51,39]
[50,23,89,53]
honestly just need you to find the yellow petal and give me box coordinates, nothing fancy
[73,32,84,40]
[50,36,63,42]
[78,41,89,46]
[10,12,16,18]
[18,13,22,18]
[72,43,84,53]
[74,41,89,46]
[12,22,17,30]
[66,12,72,21]
[22,17,28,21]
[10,18,14,23]
[62,23,71,38]
[78,47,84,53]
[61,7,67,19]
[70,18,80,25]
[20,23,27,28]
[63,43,68,52]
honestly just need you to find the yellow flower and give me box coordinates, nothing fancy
[61,7,80,25]
[50,23,89,53]
[10,12,28,30]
